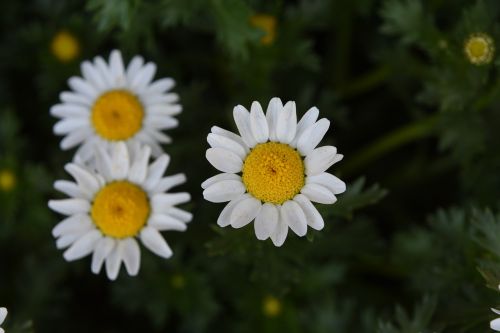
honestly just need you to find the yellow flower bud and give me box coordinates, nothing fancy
[464,33,494,65]
[51,30,80,62]
[0,169,16,192]
[250,15,277,45]
[262,295,281,317]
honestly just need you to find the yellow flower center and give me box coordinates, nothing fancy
[250,14,277,45]
[262,296,282,317]
[51,31,80,62]
[242,142,304,204]
[0,169,16,192]
[464,33,494,65]
[91,90,144,141]
[91,181,150,238]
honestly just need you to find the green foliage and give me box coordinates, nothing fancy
[1,0,500,332]
[378,296,439,333]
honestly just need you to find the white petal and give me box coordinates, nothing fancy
[63,230,102,261]
[305,146,338,176]
[128,145,151,184]
[140,226,173,258]
[148,214,187,231]
[91,237,115,274]
[56,229,89,249]
[120,238,141,276]
[93,56,113,88]
[201,173,241,190]
[203,179,245,203]
[109,50,126,87]
[147,104,182,116]
[233,105,257,148]
[152,174,186,193]
[60,91,91,106]
[144,78,175,94]
[54,118,89,135]
[60,128,92,150]
[146,129,172,144]
[0,308,7,325]
[266,97,283,141]
[81,61,107,91]
[152,193,191,211]
[301,183,337,204]
[135,132,164,157]
[126,55,144,83]
[206,147,243,173]
[143,93,179,105]
[207,133,247,160]
[110,142,130,180]
[95,146,114,181]
[210,126,249,153]
[105,245,123,281]
[145,115,178,130]
[276,101,297,144]
[271,217,288,247]
[54,180,89,199]
[52,214,92,237]
[164,207,193,223]
[307,172,346,194]
[493,308,500,315]
[254,203,279,240]
[65,163,100,195]
[297,118,330,155]
[230,196,261,228]
[294,194,324,230]
[50,104,89,118]
[143,154,169,190]
[217,194,249,227]
[48,199,90,215]
[281,200,307,237]
[130,63,156,91]
[68,77,98,100]
[75,139,98,162]
[249,101,269,143]
[491,318,500,331]
[292,106,319,147]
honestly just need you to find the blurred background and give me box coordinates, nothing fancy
[1,0,500,332]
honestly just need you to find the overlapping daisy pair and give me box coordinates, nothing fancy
[49,50,191,280]
[202,97,346,246]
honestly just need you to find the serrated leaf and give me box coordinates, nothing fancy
[324,177,388,219]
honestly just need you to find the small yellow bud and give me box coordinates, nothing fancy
[464,33,494,65]
[0,169,16,192]
[51,30,80,62]
[262,296,281,317]
[250,15,277,45]
[171,274,186,289]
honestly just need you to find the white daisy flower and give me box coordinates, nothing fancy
[0,307,6,333]
[202,97,346,246]
[51,49,181,162]
[48,142,192,280]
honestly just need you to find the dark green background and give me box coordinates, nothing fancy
[1,0,500,332]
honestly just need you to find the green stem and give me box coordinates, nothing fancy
[340,114,439,176]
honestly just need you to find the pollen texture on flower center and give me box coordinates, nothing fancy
[242,142,304,204]
[91,181,150,238]
[91,90,144,141]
